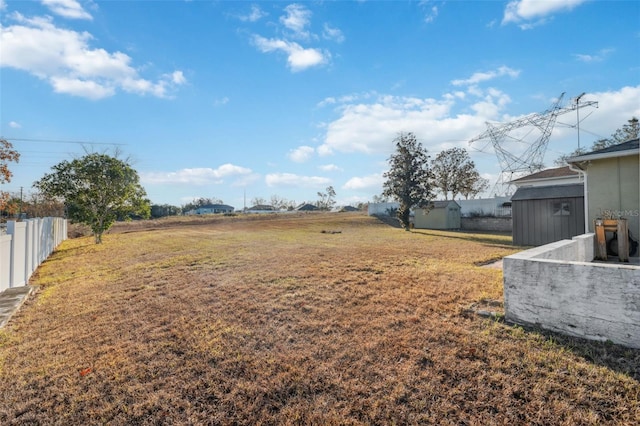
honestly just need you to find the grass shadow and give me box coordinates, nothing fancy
[411,228,519,249]
[508,321,640,381]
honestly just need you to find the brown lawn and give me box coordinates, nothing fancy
[0,212,637,425]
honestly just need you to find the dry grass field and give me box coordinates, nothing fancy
[0,212,637,425]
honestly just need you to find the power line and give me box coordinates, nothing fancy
[3,137,127,146]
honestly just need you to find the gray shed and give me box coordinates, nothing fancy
[414,201,461,230]
[511,184,585,246]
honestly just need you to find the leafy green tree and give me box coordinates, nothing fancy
[431,147,480,200]
[34,153,150,244]
[382,132,434,230]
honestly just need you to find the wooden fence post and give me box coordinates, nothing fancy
[617,218,629,262]
[594,219,607,260]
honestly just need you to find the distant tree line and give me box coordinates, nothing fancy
[381,132,488,230]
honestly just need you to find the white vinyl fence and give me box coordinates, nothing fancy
[0,218,67,292]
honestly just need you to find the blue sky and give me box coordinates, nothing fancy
[1,0,639,209]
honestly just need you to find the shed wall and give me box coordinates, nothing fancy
[512,196,584,246]
[414,205,461,229]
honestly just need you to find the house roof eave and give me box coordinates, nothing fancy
[567,149,639,164]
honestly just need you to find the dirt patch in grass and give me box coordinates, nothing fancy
[0,212,638,424]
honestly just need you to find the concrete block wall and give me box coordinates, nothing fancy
[0,218,67,292]
[504,233,640,349]
[460,217,512,232]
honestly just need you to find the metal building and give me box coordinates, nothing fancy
[511,184,585,246]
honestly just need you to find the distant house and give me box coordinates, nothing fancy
[295,203,318,211]
[510,166,585,246]
[333,205,360,212]
[185,204,235,215]
[246,205,276,213]
[414,200,461,230]
[567,138,639,250]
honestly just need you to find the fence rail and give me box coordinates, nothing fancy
[0,218,67,292]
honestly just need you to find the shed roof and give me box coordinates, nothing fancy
[429,200,461,209]
[511,183,584,201]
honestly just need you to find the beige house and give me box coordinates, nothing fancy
[567,138,639,247]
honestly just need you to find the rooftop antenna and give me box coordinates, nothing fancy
[574,92,586,151]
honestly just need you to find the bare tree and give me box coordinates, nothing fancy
[556,117,639,164]
[250,197,267,207]
[459,175,489,200]
[316,186,336,210]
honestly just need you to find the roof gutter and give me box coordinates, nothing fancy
[567,162,589,233]
[566,149,639,163]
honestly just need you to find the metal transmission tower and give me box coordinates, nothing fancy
[469,93,597,195]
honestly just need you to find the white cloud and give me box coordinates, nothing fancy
[288,145,315,163]
[421,3,439,23]
[318,164,341,172]
[317,92,374,108]
[320,85,639,186]
[280,4,311,39]
[343,174,384,191]
[451,66,520,87]
[8,121,21,128]
[573,48,614,63]
[265,173,331,188]
[319,92,496,156]
[213,96,229,107]
[0,0,6,11]
[141,164,252,186]
[576,86,640,139]
[252,35,328,71]
[239,4,267,22]
[322,23,344,43]
[50,76,114,99]
[0,14,186,99]
[41,0,93,20]
[169,70,186,85]
[502,0,587,27]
